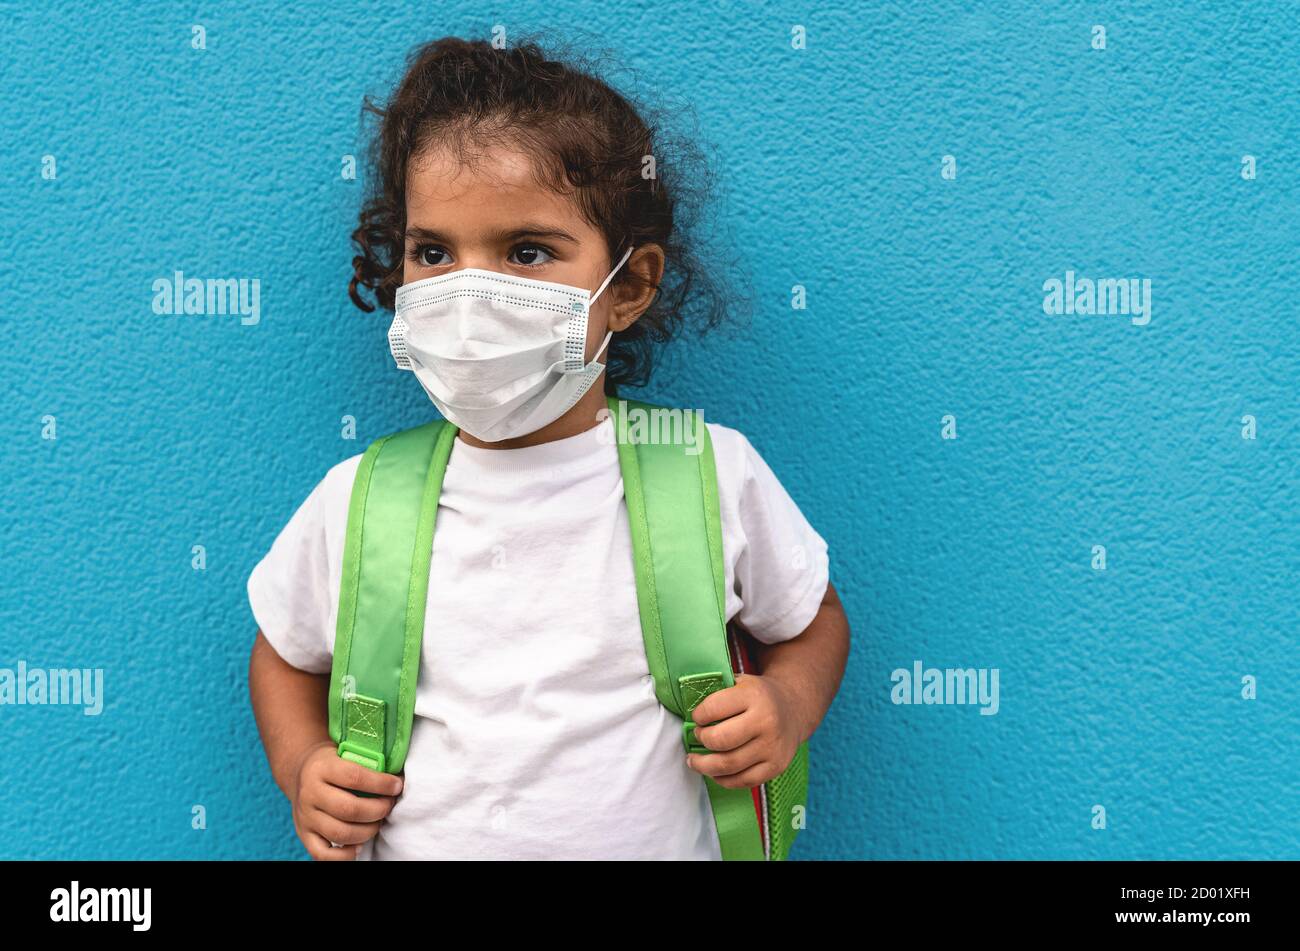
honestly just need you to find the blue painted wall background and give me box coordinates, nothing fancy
[2,0,1296,859]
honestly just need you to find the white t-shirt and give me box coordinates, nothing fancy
[247,414,829,860]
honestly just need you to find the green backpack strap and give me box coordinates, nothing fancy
[609,396,766,861]
[327,419,457,775]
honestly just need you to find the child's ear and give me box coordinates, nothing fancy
[608,243,665,332]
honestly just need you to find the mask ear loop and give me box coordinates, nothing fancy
[589,243,636,307]
[585,242,636,366]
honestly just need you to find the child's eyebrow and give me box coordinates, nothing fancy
[404,223,579,244]
[404,226,451,243]
[496,225,580,244]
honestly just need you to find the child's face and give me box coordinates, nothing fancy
[403,143,628,357]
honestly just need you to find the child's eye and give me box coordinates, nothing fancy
[509,244,554,267]
[411,245,450,267]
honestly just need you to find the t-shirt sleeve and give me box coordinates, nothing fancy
[723,429,831,645]
[246,471,341,675]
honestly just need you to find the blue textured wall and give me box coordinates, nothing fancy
[2,1,1296,859]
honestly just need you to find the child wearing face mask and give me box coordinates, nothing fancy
[246,36,850,861]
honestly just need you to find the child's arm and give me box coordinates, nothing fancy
[685,581,850,788]
[249,631,403,859]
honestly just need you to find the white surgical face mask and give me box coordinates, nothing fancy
[388,244,634,442]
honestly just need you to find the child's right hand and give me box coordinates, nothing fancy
[289,740,404,860]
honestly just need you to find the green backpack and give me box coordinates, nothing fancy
[326,395,809,860]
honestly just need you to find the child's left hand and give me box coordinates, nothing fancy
[684,672,807,789]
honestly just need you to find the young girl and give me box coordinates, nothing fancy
[247,36,850,861]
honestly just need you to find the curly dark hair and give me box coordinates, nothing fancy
[348,33,739,392]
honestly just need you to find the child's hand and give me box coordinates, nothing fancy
[289,740,404,860]
[685,673,807,789]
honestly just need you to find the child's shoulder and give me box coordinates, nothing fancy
[703,417,806,508]
[296,451,366,527]
[704,420,755,470]
[320,450,366,493]
[704,419,770,495]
